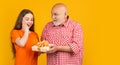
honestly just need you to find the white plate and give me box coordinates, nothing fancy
[32,44,53,52]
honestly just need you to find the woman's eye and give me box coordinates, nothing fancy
[25,18,29,21]
[31,18,33,21]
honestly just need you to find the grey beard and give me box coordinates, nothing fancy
[53,21,62,26]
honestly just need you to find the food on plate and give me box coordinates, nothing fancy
[32,40,50,52]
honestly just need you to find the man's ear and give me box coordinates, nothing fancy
[65,12,68,18]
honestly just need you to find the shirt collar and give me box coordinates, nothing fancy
[63,18,70,27]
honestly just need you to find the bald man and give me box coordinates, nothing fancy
[41,3,84,65]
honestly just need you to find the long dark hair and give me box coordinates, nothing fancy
[11,9,35,58]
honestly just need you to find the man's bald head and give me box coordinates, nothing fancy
[52,3,68,14]
[51,3,68,26]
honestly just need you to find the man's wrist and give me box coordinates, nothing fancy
[56,46,61,51]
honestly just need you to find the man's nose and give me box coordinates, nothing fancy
[52,15,56,19]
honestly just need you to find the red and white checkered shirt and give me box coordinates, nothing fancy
[42,18,84,65]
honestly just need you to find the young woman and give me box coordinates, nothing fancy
[11,9,39,65]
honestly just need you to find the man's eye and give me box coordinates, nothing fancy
[54,13,58,16]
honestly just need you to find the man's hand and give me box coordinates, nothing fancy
[47,44,58,53]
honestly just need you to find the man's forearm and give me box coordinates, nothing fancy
[57,46,73,52]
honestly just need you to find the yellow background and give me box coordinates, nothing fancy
[0,0,120,65]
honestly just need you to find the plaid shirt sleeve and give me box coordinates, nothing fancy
[68,23,84,54]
